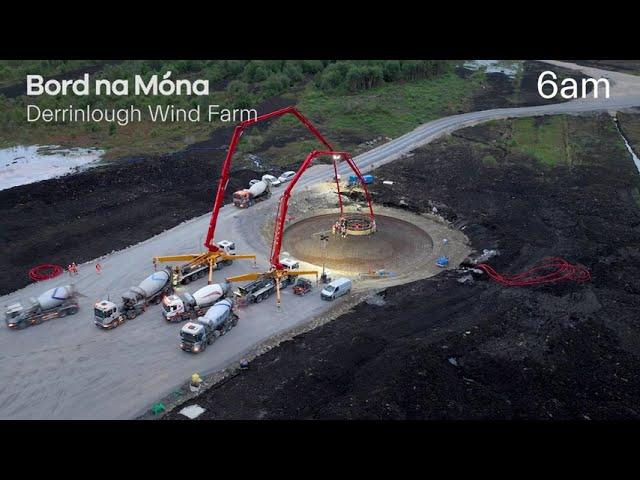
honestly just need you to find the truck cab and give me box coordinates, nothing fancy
[233,190,252,208]
[180,322,207,353]
[280,258,299,270]
[94,300,122,329]
[162,295,184,321]
[279,258,300,288]
[4,302,28,328]
[217,240,236,255]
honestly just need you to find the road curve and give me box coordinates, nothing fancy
[0,62,638,419]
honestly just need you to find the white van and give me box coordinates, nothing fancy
[320,278,352,301]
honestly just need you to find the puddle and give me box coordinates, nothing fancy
[0,145,104,190]
[463,60,523,79]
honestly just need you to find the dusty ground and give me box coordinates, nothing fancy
[165,113,640,420]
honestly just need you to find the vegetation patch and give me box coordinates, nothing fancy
[509,117,567,166]
[0,60,98,87]
[0,60,478,162]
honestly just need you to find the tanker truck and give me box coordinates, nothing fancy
[94,267,173,329]
[4,285,79,330]
[179,298,239,353]
[233,180,271,208]
[162,282,231,322]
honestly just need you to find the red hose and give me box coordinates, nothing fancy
[29,264,64,282]
[476,257,591,286]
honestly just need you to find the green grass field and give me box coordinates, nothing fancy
[299,71,484,137]
[454,114,631,172]
[510,117,568,166]
[238,71,486,166]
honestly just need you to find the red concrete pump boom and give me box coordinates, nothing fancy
[204,106,341,252]
[269,150,376,270]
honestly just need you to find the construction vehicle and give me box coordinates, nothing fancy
[226,149,376,309]
[154,106,334,285]
[232,257,303,304]
[233,179,271,208]
[154,239,250,287]
[293,277,313,296]
[321,277,352,301]
[159,241,237,287]
[180,298,239,353]
[94,268,173,329]
[162,282,230,322]
[4,285,79,330]
[234,277,277,304]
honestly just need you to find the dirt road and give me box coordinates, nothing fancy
[1,61,639,419]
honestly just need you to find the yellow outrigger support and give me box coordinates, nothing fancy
[153,251,257,285]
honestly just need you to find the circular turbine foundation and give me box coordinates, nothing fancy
[283,214,433,275]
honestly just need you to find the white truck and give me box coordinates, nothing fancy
[162,282,231,323]
[233,180,271,208]
[4,285,79,330]
[94,268,173,329]
[179,298,239,353]
[320,277,352,301]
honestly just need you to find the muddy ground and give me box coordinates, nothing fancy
[1,65,570,296]
[0,127,257,295]
[165,113,640,420]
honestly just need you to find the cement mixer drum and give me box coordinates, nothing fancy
[37,285,75,310]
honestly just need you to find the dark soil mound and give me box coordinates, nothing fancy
[165,113,640,420]
[0,128,259,295]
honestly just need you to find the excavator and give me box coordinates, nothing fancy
[225,149,376,310]
[153,106,342,285]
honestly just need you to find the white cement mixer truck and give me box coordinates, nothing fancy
[94,268,173,329]
[162,282,231,323]
[4,285,79,330]
[233,180,271,208]
[179,298,239,353]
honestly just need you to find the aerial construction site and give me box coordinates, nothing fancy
[1,59,640,420]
